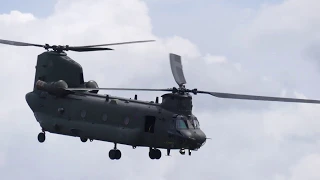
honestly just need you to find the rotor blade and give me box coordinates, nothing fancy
[77,40,155,48]
[198,91,320,104]
[0,39,43,47]
[68,47,113,52]
[66,87,172,92]
[170,53,187,86]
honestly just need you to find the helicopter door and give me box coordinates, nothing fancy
[144,116,156,133]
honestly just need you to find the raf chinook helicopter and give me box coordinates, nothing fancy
[1,38,320,160]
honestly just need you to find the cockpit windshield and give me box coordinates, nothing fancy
[176,119,188,129]
[175,115,200,129]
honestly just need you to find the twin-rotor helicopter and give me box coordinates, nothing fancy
[1,38,320,160]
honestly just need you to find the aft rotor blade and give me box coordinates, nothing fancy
[0,39,153,52]
[170,53,187,86]
[198,91,320,104]
[66,87,172,92]
[0,39,43,48]
[68,47,113,52]
[78,40,155,48]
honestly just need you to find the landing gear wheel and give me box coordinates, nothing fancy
[109,149,121,160]
[80,137,88,142]
[155,149,161,159]
[149,149,161,160]
[149,150,155,160]
[115,150,121,159]
[38,132,45,143]
[109,149,115,160]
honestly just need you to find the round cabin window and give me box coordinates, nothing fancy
[81,110,86,119]
[124,117,130,125]
[102,113,108,121]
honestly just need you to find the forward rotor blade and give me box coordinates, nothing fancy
[198,91,320,104]
[170,53,187,86]
[0,39,43,47]
[66,87,172,92]
[78,40,155,48]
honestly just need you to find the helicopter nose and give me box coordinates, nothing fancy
[195,129,206,147]
[174,129,207,149]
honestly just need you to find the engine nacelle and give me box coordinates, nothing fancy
[35,80,71,97]
[53,80,69,89]
[85,80,99,94]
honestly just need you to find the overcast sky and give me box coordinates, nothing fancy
[1,0,320,179]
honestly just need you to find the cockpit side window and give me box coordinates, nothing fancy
[193,119,200,128]
[176,119,188,129]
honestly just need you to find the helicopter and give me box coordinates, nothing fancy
[1,38,320,161]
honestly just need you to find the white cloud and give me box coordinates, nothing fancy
[1,0,320,179]
[235,0,320,56]
[289,154,320,180]
[203,54,227,64]
[0,10,35,24]
[0,152,6,169]
[253,0,320,34]
[274,153,320,180]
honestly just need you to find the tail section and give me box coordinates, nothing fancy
[33,51,99,94]
[33,51,85,91]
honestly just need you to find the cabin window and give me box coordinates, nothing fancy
[81,110,86,119]
[124,117,130,125]
[102,113,108,121]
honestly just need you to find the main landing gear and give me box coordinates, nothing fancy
[109,143,121,160]
[38,131,46,143]
[149,148,161,160]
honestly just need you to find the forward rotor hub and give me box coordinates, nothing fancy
[172,87,198,95]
